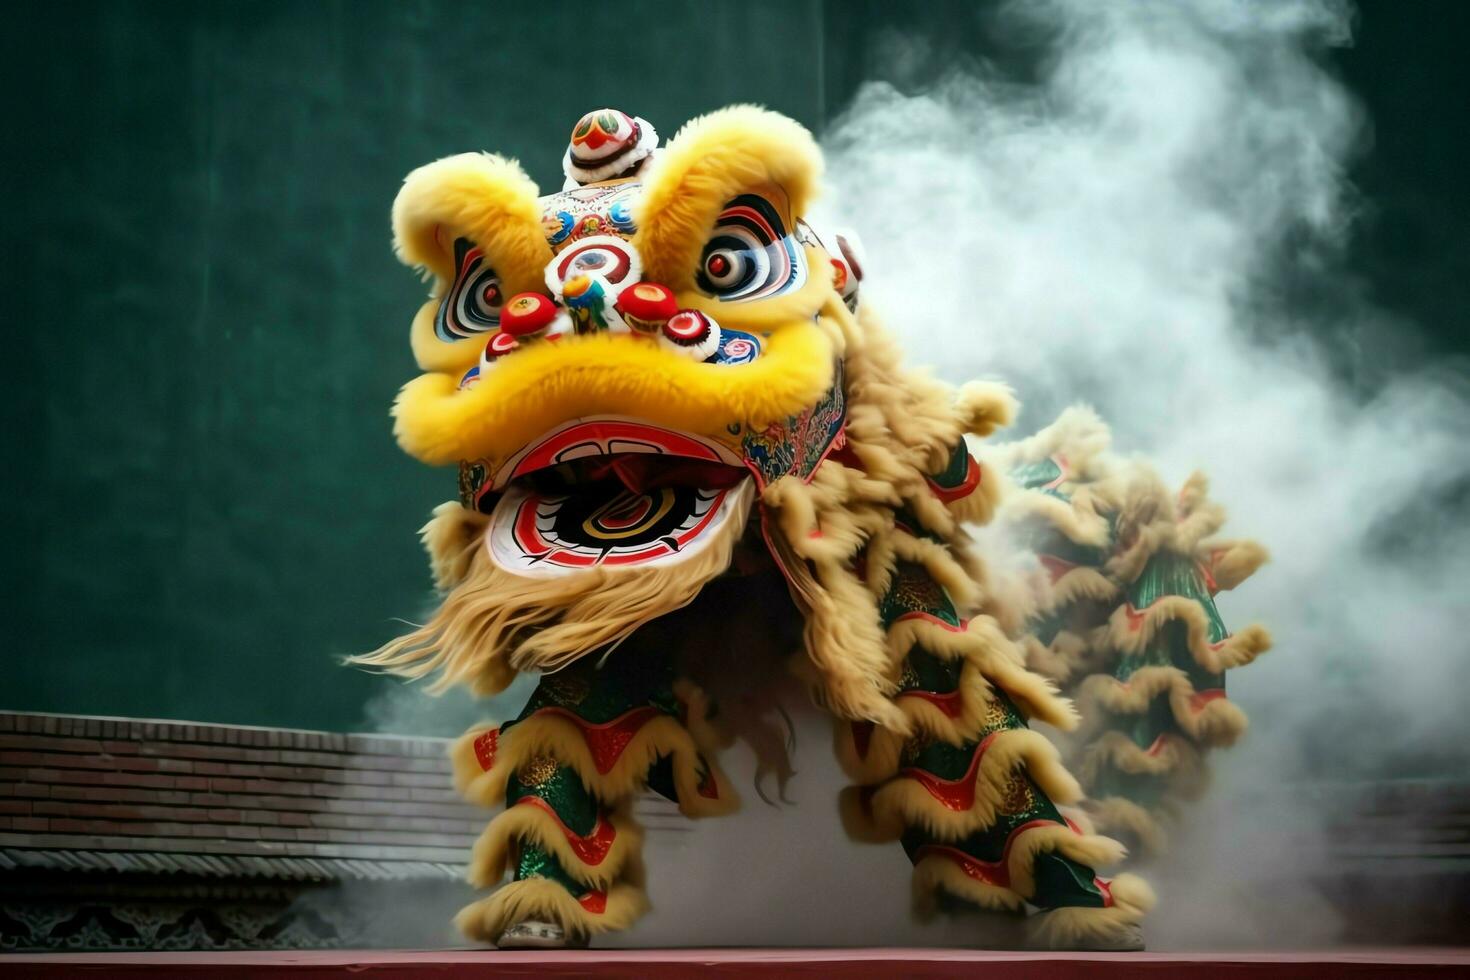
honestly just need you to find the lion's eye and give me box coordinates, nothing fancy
[436,237,502,341]
[695,195,806,302]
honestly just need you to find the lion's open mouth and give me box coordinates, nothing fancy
[483,419,755,577]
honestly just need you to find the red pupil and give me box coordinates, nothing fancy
[480,283,500,306]
[707,253,731,277]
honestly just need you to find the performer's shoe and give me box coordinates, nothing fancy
[1024,911,1145,952]
[494,919,591,950]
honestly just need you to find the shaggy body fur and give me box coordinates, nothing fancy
[984,409,1272,857]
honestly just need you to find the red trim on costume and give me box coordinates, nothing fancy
[1188,688,1226,712]
[898,731,1000,811]
[925,452,982,504]
[473,728,500,771]
[1094,876,1115,907]
[531,706,661,774]
[915,818,1056,889]
[1038,554,1078,584]
[1113,680,1228,716]
[696,767,720,799]
[800,426,848,488]
[513,795,618,866]
[1046,454,1069,490]
[1143,732,1185,757]
[1196,558,1219,596]
[577,889,608,914]
[899,688,966,719]
[891,610,969,633]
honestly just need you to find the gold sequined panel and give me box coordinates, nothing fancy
[998,774,1038,817]
[518,755,560,787]
[981,697,1014,734]
[900,734,933,767]
[891,568,949,614]
[541,670,591,707]
[898,660,920,692]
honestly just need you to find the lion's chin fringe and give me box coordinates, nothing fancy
[349,481,754,695]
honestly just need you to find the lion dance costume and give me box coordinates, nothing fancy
[356,106,1271,951]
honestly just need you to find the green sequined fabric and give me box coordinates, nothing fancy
[875,546,1107,912]
[514,840,588,895]
[506,649,681,731]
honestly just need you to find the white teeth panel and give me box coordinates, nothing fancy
[485,477,755,578]
[606,439,665,456]
[553,443,606,463]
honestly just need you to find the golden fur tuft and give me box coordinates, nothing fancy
[350,484,750,695]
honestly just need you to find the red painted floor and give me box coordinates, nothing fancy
[4,948,1469,978]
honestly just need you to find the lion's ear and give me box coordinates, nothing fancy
[634,106,823,290]
[392,152,550,288]
[391,153,553,372]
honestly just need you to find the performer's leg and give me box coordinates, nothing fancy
[836,558,1153,950]
[451,649,737,947]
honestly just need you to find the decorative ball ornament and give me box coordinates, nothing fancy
[545,235,644,298]
[480,330,519,374]
[615,282,679,333]
[562,108,660,187]
[833,229,865,310]
[660,309,722,361]
[499,292,558,338]
[829,257,849,293]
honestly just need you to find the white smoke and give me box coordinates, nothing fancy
[815,0,1470,947]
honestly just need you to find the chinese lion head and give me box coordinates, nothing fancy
[365,105,1020,728]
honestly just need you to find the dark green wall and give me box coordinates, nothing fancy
[3,0,823,732]
[4,0,1464,733]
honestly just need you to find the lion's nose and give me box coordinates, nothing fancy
[545,235,645,335]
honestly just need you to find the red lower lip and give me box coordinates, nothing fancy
[493,418,744,490]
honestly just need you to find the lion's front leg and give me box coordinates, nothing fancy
[449,652,737,948]
[834,557,1155,950]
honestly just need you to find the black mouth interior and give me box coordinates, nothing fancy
[518,452,750,497]
[487,452,758,571]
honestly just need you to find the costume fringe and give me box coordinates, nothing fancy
[1078,732,1209,801]
[990,408,1272,864]
[452,712,739,819]
[1023,875,1158,952]
[888,616,1078,731]
[1103,600,1273,675]
[420,501,492,592]
[456,878,649,944]
[1083,795,1169,859]
[1026,872,1155,948]
[910,823,1131,920]
[838,729,1083,843]
[1019,632,1092,687]
[912,855,1027,917]
[1075,666,1249,747]
[468,801,644,891]
[350,485,750,696]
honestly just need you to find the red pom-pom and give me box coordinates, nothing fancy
[615,282,679,326]
[484,331,519,359]
[500,292,557,337]
[663,309,711,344]
[829,257,849,292]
